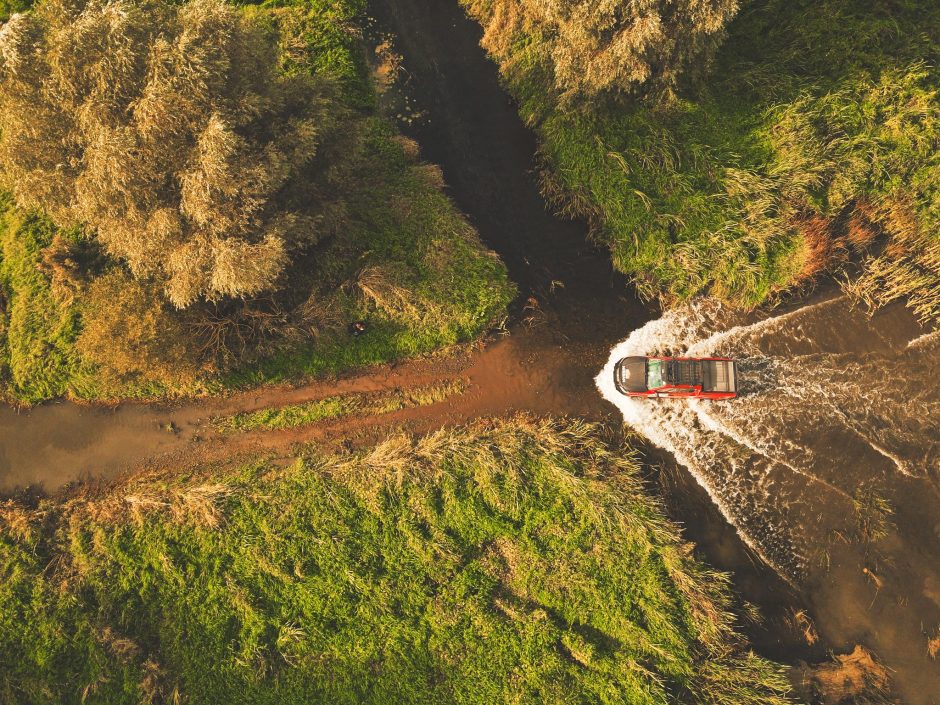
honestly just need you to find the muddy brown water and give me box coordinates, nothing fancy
[2,0,939,701]
[597,293,940,703]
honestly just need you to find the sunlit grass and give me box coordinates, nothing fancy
[0,418,794,704]
[217,378,468,432]
[462,0,940,318]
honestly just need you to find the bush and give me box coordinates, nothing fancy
[76,271,201,390]
[0,0,513,403]
[0,0,339,307]
[465,0,740,103]
[0,0,368,400]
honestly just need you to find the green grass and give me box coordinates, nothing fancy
[0,0,31,21]
[218,378,467,431]
[0,199,94,403]
[0,0,514,404]
[224,118,514,389]
[0,418,794,705]
[463,0,940,315]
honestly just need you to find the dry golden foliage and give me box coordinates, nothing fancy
[37,234,84,303]
[928,627,940,660]
[465,0,739,101]
[845,196,940,323]
[0,502,36,543]
[795,214,844,281]
[356,263,447,328]
[790,609,819,646]
[75,270,201,387]
[0,0,335,307]
[795,645,893,705]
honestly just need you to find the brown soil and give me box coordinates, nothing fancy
[2,2,937,703]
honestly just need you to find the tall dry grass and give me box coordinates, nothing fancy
[0,0,336,307]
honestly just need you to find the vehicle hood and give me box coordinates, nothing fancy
[615,357,649,392]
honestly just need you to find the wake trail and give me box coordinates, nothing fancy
[597,296,939,582]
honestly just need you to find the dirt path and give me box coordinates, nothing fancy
[0,322,624,489]
[4,0,928,699]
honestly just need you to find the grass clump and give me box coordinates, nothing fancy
[852,483,894,546]
[463,0,940,318]
[0,201,88,403]
[219,377,468,431]
[0,418,794,704]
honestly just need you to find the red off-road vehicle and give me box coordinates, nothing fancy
[614,356,738,399]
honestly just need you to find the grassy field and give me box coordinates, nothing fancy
[0,0,514,404]
[463,0,940,318]
[217,378,467,432]
[0,418,793,704]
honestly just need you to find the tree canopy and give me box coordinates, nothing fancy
[0,0,335,307]
[470,0,740,101]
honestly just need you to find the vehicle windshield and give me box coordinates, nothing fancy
[646,359,664,389]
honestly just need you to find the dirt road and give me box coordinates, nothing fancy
[3,0,939,701]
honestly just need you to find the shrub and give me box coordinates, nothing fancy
[464,0,740,103]
[0,0,514,402]
[0,0,338,307]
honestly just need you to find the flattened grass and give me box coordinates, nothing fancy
[0,418,794,705]
[218,377,467,432]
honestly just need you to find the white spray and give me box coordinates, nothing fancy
[596,296,940,582]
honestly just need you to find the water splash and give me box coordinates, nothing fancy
[597,296,940,582]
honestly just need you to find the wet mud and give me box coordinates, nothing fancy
[2,0,938,701]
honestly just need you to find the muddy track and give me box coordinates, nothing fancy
[6,0,935,700]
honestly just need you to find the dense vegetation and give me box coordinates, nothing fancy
[0,0,335,306]
[0,419,793,704]
[0,0,513,403]
[464,0,940,319]
[472,0,739,102]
